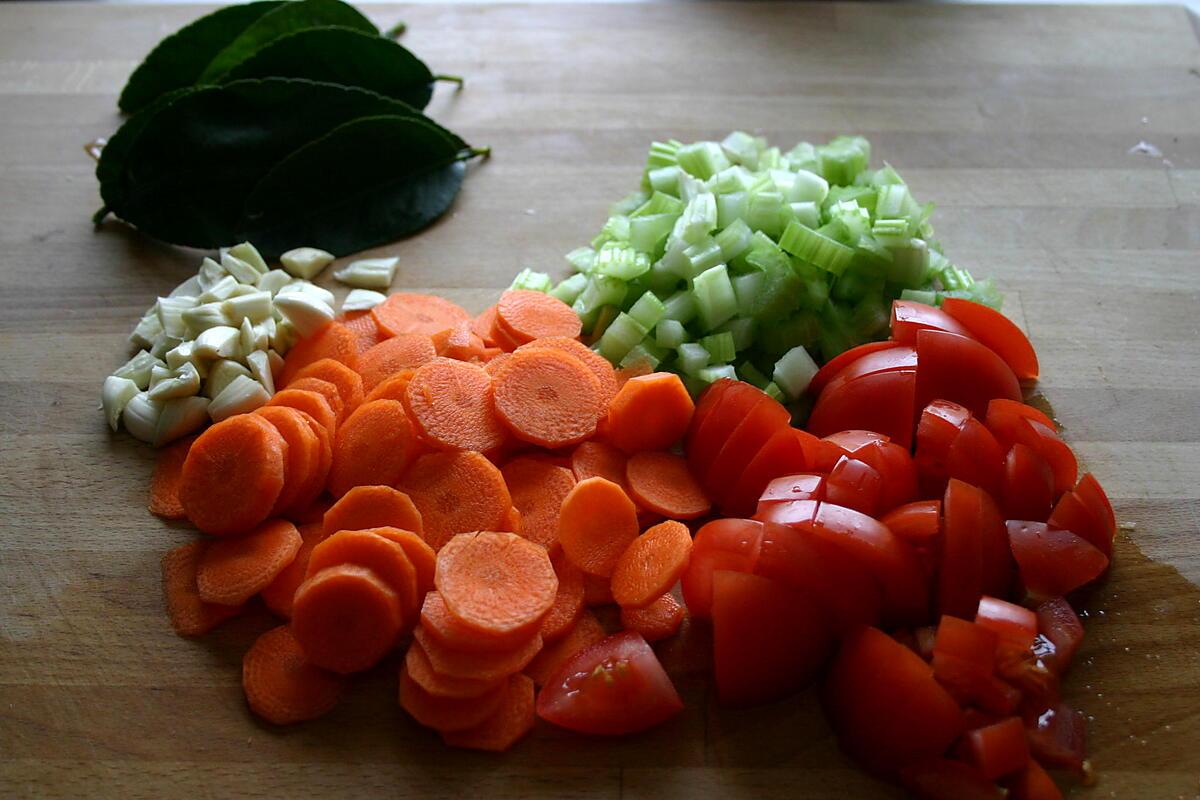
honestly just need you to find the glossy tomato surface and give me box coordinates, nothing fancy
[1006,521,1109,598]
[939,479,985,620]
[1003,443,1054,522]
[899,758,1005,800]
[727,428,810,518]
[825,456,884,517]
[681,518,764,619]
[1035,597,1084,675]
[809,369,917,448]
[915,330,1021,422]
[1048,490,1111,558]
[890,299,975,346]
[808,341,900,398]
[941,298,1039,382]
[880,500,942,546]
[703,392,791,503]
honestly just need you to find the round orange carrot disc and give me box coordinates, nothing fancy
[435,531,558,637]
[180,414,287,536]
[322,485,424,538]
[267,388,338,437]
[404,358,508,453]
[625,451,712,520]
[243,625,344,724]
[372,292,472,338]
[491,349,604,448]
[396,451,511,551]
[196,519,303,606]
[279,321,359,386]
[519,336,618,405]
[619,593,686,642]
[161,541,244,636]
[419,590,535,654]
[327,400,423,497]
[501,456,577,550]
[306,529,419,620]
[289,358,365,418]
[440,672,536,752]
[399,665,508,732]
[496,290,582,343]
[292,564,404,674]
[610,520,694,609]
[365,369,418,403]
[148,434,196,520]
[357,333,438,392]
[405,637,504,700]
[557,477,640,578]
[261,522,326,618]
[253,405,320,517]
[285,377,346,426]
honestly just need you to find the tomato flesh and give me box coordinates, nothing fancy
[915,399,971,496]
[825,455,884,517]
[809,341,900,397]
[940,298,1039,382]
[1035,597,1084,675]
[939,479,985,620]
[681,518,763,619]
[809,369,917,449]
[703,392,791,507]
[975,596,1038,653]
[891,299,975,346]
[1048,490,1110,558]
[756,473,826,513]
[946,418,1006,502]
[536,631,683,735]
[880,500,942,546]
[963,716,1030,780]
[978,488,1015,599]
[821,345,918,396]
[899,758,1006,800]
[1024,702,1087,774]
[833,436,918,513]
[1006,521,1108,598]
[727,428,810,518]
[1007,760,1063,800]
[687,380,761,476]
[684,378,734,454]
[1003,443,1054,522]
[915,329,1021,422]
[1073,473,1116,540]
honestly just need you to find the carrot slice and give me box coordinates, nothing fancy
[364,369,418,403]
[242,625,344,724]
[399,665,508,732]
[261,522,327,618]
[620,593,686,642]
[367,527,436,598]
[523,610,605,686]
[604,372,695,454]
[357,333,438,392]
[196,519,302,606]
[279,321,359,387]
[582,573,614,607]
[148,435,195,519]
[441,673,535,751]
[472,305,499,347]
[292,564,404,674]
[267,388,337,437]
[253,405,320,517]
[290,409,333,510]
[419,590,536,653]
[558,477,640,578]
[431,320,487,361]
[411,625,543,682]
[483,352,511,375]
[289,358,365,418]
[307,529,419,620]
[614,359,654,388]
[341,309,385,354]
[570,440,628,488]
[610,520,694,609]
[180,414,287,536]
[396,451,511,551]
[520,336,619,405]
[489,315,524,353]
[539,549,585,642]
[323,485,424,538]
[403,358,507,452]
[501,456,577,550]
[496,290,583,344]
[499,506,523,534]
[372,292,471,338]
[286,377,345,426]
[491,348,604,448]
[161,540,243,636]
[405,637,504,699]
[327,399,423,498]
[625,451,711,520]
[436,531,558,637]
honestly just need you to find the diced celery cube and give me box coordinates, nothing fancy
[510,268,552,292]
[628,291,667,330]
[676,343,711,376]
[699,331,735,364]
[655,319,687,349]
[662,290,697,324]
[597,312,648,363]
[698,364,737,384]
[691,264,738,331]
[550,273,588,305]
[773,345,819,400]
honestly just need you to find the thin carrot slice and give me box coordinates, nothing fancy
[523,611,605,686]
[161,541,243,636]
[367,527,436,598]
[431,320,487,361]
[501,456,577,550]
[307,529,419,620]
[279,321,359,387]
[539,550,585,642]
[489,315,524,352]
[396,451,511,551]
[570,440,628,488]
[261,523,327,618]
[520,336,619,405]
[196,519,302,606]
[620,593,686,642]
[290,409,332,510]
[253,405,320,517]
[411,625,543,682]
[436,531,558,637]
[286,377,346,426]
[480,346,504,361]
[492,348,604,448]
[499,506,523,534]
[372,292,471,338]
[327,400,423,498]
[323,485,424,538]
[610,521,694,609]
[441,673,535,752]
[483,352,512,375]
[496,290,582,344]
[148,435,196,519]
[243,625,344,724]
[604,372,695,454]
[557,477,640,578]
[582,573,614,607]
[404,358,507,452]
[289,358,365,418]
[625,451,711,521]
[180,414,287,536]
[472,305,499,347]
[292,564,404,674]
[341,309,384,354]
[267,388,337,437]
[399,665,508,732]
[614,359,654,388]
[364,369,418,403]
[419,590,537,653]
[357,333,438,392]
[405,637,504,699]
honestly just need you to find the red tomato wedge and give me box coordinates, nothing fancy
[687,380,768,477]
[1048,490,1111,558]
[933,616,996,672]
[680,518,763,619]
[947,418,1006,502]
[821,345,918,397]
[808,341,899,397]
[727,428,810,518]
[1024,702,1087,774]
[880,500,942,546]
[1006,521,1108,598]
[915,399,971,495]
[711,570,833,705]
[978,488,1015,599]
[987,398,1054,430]
[963,717,1030,780]
[825,456,883,517]
[975,596,1038,653]
[684,378,733,453]
[825,432,917,514]
[984,402,1077,497]
[702,392,791,505]
[939,479,985,620]
[915,329,1021,422]
[796,428,848,472]
[809,369,917,449]
[899,758,1005,800]
[756,473,826,510]
[941,298,1040,382]
[535,631,683,735]
[890,299,974,346]
[1035,597,1084,675]
[823,627,964,774]
[1074,473,1116,541]
[1003,443,1055,522]
[755,521,883,632]
[823,429,890,452]
[1008,760,1064,800]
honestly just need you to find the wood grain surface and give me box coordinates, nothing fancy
[2,2,1200,797]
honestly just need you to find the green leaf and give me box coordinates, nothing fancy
[221,26,438,109]
[238,115,475,257]
[97,78,464,249]
[118,1,286,113]
[198,0,376,82]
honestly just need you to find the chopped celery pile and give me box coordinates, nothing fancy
[523,133,1001,401]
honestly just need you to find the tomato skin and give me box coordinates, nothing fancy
[681,518,764,619]
[825,455,883,517]
[821,345,918,397]
[809,340,899,397]
[535,631,683,735]
[941,298,1040,382]
[947,418,1006,503]
[808,369,917,449]
[703,393,791,508]
[685,378,735,454]
[915,329,1021,422]
[1003,443,1055,522]
[891,300,975,346]
[727,428,810,518]
[823,429,890,452]
[963,717,1030,780]
[1074,473,1116,541]
[930,617,1018,715]
[1024,702,1087,774]
[711,570,833,705]
[915,400,972,496]
[881,500,942,546]
[756,473,826,509]
[831,436,918,514]
[933,616,996,672]
[755,498,823,528]
[1006,521,1109,598]
[986,398,1054,430]
[984,402,1077,497]
[975,596,1038,653]
[1035,597,1084,675]
[1048,490,1110,558]
[687,380,762,477]
[978,488,1015,599]
[899,758,1006,800]
[823,627,964,775]
[939,479,985,620]
[1007,759,1063,800]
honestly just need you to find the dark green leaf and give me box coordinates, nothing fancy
[98,78,464,249]
[238,115,470,257]
[221,26,437,109]
[118,1,286,114]
[199,0,376,82]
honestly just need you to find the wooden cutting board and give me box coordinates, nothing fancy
[2,2,1199,797]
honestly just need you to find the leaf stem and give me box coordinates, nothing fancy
[459,146,491,162]
[434,74,465,90]
[385,20,406,39]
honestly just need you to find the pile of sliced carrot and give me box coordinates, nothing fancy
[149,289,710,751]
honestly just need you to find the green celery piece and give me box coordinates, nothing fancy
[831,199,871,241]
[629,213,677,258]
[677,141,731,180]
[648,166,682,196]
[588,305,619,339]
[850,294,890,339]
[646,259,682,294]
[721,131,762,169]
[737,360,771,390]
[790,169,830,204]
[779,221,855,276]
[744,240,802,321]
[758,147,783,170]
[655,319,687,348]
[593,242,650,280]
[682,239,724,279]
[691,264,737,331]
[620,343,661,370]
[870,164,906,187]
[901,288,938,305]
[872,218,909,238]
[662,289,698,324]
[591,215,631,249]
[763,381,785,402]
[611,191,649,217]
[797,270,831,311]
[817,303,855,362]
[565,246,596,273]
[676,342,711,376]
[788,201,821,229]
[786,141,820,173]
[646,139,683,171]
[628,291,667,330]
[550,273,588,305]
[597,312,649,363]
[677,192,718,244]
[708,166,754,195]
[510,268,551,292]
[773,345,819,400]
[731,271,764,317]
[884,238,930,287]
[823,185,877,218]
[632,191,685,218]
[832,269,884,303]
[715,218,753,261]
[574,274,628,317]
[699,331,735,363]
[719,317,756,351]
[697,364,737,384]
[875,184,911,221]
[758,312,820,357]
[745,191,785,238]
[716,192,748,229]
[853,235,893,276]
[817,135,871,185]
